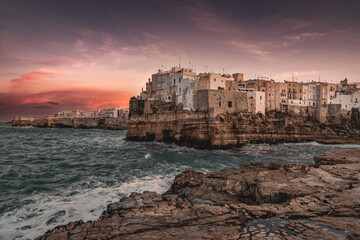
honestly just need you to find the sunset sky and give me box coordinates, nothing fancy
[1,0,360,121]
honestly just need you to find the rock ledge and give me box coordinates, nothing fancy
[37,149,360,239]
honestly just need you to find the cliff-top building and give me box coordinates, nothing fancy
[132,66,359,122]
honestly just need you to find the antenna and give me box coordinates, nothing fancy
[292,73,294,82]
[223,68,225,75]
[179,56,181,68]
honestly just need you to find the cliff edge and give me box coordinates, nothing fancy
[126,111,360,148]
[37,149,360,239]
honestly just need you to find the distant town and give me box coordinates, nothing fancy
[55,107,129,118]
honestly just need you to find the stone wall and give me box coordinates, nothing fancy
[194,90,248,117]
[328,104,341,116]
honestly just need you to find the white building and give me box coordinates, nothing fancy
[170,68,197,106]
[331,90,360,111]
[247,91,265,114]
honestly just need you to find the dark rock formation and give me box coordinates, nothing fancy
[37,149,360,239]
[11,116,127,130]
[127,111,360,148]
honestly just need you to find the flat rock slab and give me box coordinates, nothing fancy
[37,149,360,239]
[314,148,360,165]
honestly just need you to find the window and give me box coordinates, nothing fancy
[173,79,175,85]
[219,101,221,107]
[228,87,231,90]
[228,101,232,108]
[179,88,181,94]
[214,78,216,82]
[179,77,181,83]
[260,96,262,100]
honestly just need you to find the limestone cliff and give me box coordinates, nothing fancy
[126,110,360,148]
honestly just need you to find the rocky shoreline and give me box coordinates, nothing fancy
[36,148,360,239]
[11,116,127,130]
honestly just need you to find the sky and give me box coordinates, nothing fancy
[0,0,360,121]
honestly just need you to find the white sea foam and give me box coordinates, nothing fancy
[145,153,151,159]
[0,174,174,240]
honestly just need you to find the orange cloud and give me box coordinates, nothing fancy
[21,97,53,104]
[10,69,61,92]
[0,88,135,121]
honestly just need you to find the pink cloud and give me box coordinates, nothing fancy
[10,69,61,91]
[37,56,84,67]
[230,40,271,61]
[0,53,28,61]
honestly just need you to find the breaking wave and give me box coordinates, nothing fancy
[0,125,359,239]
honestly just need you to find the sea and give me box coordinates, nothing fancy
[0,122,359,240]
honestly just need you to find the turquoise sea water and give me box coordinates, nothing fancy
[0,123,359,240]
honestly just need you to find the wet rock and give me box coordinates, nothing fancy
[314,149,360,166]
[37,149,360,239]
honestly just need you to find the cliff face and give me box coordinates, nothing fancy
[11,116,127,130]
[36,149,360,239]
[126,110,360,148]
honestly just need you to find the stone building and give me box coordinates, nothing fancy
[198,73,233,90]
[275,82,289,111]
[147,67,196,103]
[194,90,248,116]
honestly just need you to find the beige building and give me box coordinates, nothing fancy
[194,90,248,116]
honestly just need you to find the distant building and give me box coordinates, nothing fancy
[55,107,128,118]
